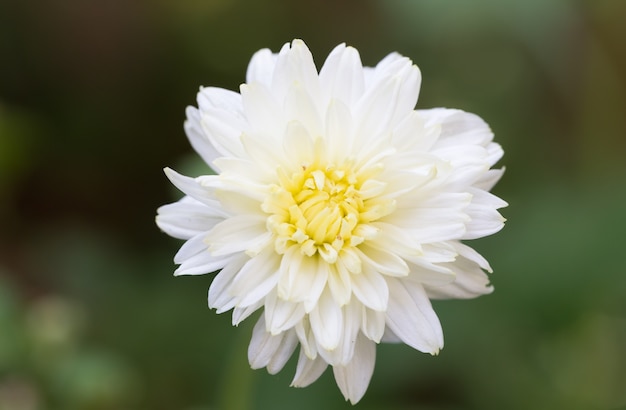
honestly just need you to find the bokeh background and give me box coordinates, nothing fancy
[1,0,626,409]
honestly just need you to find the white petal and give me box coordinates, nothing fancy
[309,288,343,351]
[319,43,365,106]
[327,262,352,307]
[174,253,230,276]
[271,39,321,108]
[406,262,456,287]
[368,222,423,260]
[425,246,494,300]
[214,185,268,216]
[338,302,362,364]
[291,348,328,388]
[246,48,277,86]
[277,250,327,309]
[173,237,232,276]
[232,298,263,325]
[173,233,207,263]
[267,330,299,374]
[317,301,361,367]
[240,82,284,142]
[163,168,228,213]
[230,248,280,308]
[207,253,249,312]
[391,111,439,152]
[282,120,315,166]
[295,318,318,359]
[485,142,504,166]
[390,193,471,243]
[248,316,298,374]
[452,242,492,272]
[213,156,273,186]
[381,327,402,344]
[248,315,278,368]
[356,245,409,278]
[240,131,288,174]
[156,196,223,240]
[353,75,402,148]
[283,82,322,137]
[432,147,491,190]
[354,57,420,148]
[197,86,243,115]
[197,87,248,159]
[350,265,389,312]
[332,333,376,404]
[184,106,221,167]
[419,108,493,148]
[462,188,508,240]
[264,291,306,335]
[475,167,505,191]
[205,214,270,256]
[385,278,444,354]
[361,307,385,343]
[324,99,354,163]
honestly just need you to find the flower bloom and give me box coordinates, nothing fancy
[156,39,506,404]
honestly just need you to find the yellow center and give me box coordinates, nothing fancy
[262,159,396,264]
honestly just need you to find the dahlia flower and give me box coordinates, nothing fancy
[156,39,506,404]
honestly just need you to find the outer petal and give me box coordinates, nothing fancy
[196,87,248,160]
[173,234,233,276]
[425,242,495,299]
[332,333,376,404]
[248,316,298,374]
[156,196,224,240]
[319,43,365,106]
[291,348,328,388]
[246,48,278,86]
[385,278,444,354]
[207,253,249,313]
[163,168,226,213]
[271,40,321,108]
[389,192,472,243]
[419,108,494,149]
[462,188,508,240]
[354,56,420,148]
[184,105,221,167]
[475,167,505,191]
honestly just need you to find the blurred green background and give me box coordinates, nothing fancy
[1,0,625,409]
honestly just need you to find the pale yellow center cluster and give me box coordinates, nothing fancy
[262,160,395,264]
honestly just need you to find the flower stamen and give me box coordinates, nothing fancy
[264,160,395,263]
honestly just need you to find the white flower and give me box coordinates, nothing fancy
[156,39,507,404]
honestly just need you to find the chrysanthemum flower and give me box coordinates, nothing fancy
[156,39,506,404]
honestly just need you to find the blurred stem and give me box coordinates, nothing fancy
[216,325,256,410]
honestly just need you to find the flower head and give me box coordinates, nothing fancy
[156,39,507,404]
